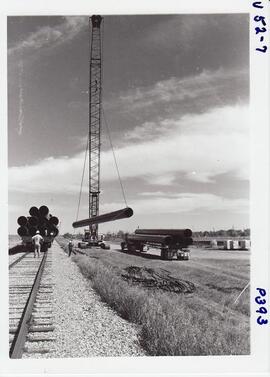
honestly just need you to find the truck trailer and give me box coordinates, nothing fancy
[120,229,193,261]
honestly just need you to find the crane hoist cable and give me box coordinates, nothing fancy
[74,134,89,227]
[74,15,128,226]
[100,18,128,208]
[102,106,128,208]
[75,108,129,225]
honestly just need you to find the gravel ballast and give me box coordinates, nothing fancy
[48,241,145,358]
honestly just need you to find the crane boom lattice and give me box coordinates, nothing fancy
[89,15,102,239]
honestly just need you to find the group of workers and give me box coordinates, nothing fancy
[31,230,74,257]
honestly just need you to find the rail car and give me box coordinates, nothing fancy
[19,235,56,252]
[17,205,59,252]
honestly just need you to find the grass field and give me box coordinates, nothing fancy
[57,236,250,356]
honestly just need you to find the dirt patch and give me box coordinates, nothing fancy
[121,266,195,294]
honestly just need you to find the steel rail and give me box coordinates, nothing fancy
[9,252,30,270]
[9,251,48,359]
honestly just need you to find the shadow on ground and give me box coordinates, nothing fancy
[115,248,162,260]
[9,244,27,255]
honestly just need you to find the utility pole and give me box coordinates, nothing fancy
[89,15,102,240]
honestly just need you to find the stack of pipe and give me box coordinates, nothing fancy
[129,228,193,247]
[17,205,59,238]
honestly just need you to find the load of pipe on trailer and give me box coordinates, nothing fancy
[72,207,133,228]
[126,233,173,245]
[135,228,192,238]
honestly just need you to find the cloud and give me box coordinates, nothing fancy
[9,155,85,194]
[143,15,209,51]
[17,60,24,135]
[124,121,169,141]
[144,14,248,52]
[132,193,249,214]
[108,68,248,119]
[9,104,249,195]
[140,191,171,197]
[8,16,88,56]
[145,174,176,186]
[116,104,249,183]
[99,192,248,215]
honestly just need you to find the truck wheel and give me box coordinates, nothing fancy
[167,250,174,260]
[128,244,136,253]
[138,243,143,252]
[139,244,145,252]
[161,249,166,260]
[133,242,139,251]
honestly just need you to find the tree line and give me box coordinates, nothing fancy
[62,228,250,239]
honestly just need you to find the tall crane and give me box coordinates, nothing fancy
[88,15,102,240]
[73,15,133,247]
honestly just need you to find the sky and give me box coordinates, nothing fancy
[7,14,250,234]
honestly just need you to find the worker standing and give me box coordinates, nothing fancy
[68,240,74,257]
[32,230,43,258]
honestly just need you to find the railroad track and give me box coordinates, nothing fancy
[9,249,55,358]
[9,252,30,269]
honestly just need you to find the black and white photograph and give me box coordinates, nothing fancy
[1,1,270,376]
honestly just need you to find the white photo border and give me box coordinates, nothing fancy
[0,0,269,376]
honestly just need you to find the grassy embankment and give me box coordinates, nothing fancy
[56,236,250,356]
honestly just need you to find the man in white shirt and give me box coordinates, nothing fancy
[32,230,44,258]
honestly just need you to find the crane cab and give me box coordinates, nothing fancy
[78,229,110,249]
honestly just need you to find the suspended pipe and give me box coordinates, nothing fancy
[72,207,133,228]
